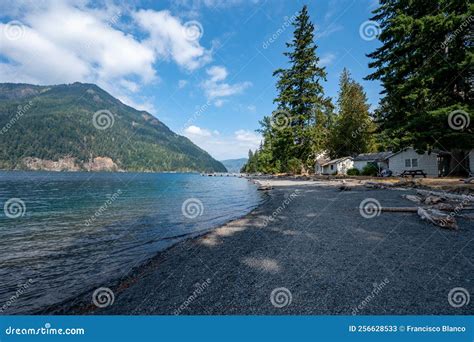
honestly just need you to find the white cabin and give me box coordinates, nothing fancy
[385,148,439,177]
[320,157,353,175]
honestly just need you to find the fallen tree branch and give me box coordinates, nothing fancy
[416,189,473,202]
[417,207,458,230]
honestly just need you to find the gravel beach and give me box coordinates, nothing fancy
[63,179,473,315]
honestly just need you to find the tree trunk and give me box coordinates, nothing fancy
[448,150,469,177]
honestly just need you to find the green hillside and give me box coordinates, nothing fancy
[0,82,226,172]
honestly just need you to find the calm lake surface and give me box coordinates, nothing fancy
[0,171,261,314]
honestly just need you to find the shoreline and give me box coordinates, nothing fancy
[44,178,267,315]
[49,178,472,315]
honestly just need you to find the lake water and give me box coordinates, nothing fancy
[0,171,261,314]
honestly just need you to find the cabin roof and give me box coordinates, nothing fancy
[321,156,352,167]
[353,152,392,161]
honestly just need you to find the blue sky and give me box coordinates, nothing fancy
[0,0,381,160]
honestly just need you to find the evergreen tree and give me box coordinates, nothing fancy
[248,4,330,174]
[366,0,473,174]
[328,69,376,158]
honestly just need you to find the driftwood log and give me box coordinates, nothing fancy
[417,207,458,229]
[416,189,473,202]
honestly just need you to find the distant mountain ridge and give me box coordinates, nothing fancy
[220,158,248,173]
[0,82,226,172]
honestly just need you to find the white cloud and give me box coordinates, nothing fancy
[183,126,261,159]
[319,53,336,67]
[247,105,256,113]
[201,65,251,105]
[184,125,212,137]
[133,9,212,71]
[235,129,261,146]
[178,79,188,88]
[0,1,213,114]
[214,99,225,107]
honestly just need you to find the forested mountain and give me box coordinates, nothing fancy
[0,82,226,172]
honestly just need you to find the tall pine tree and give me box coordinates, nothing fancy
[266,5,330,172]
[366,0,473,174]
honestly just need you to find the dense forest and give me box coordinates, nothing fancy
[0,83,227,172]
[242,1,473,174]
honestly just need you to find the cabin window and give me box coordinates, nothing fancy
[405,159,411,167]
[411,158,418,167]
[330,165,334,170]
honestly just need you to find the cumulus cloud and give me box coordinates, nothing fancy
[0,1,213,113]
[201,65,251,106]
[183,125,261,159]
[184,125,212,137]
[133,9,212,71]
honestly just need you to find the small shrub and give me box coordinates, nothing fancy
[347,168,360,176]
[361,163,379,176]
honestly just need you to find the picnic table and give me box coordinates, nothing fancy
[400,169,427,178]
